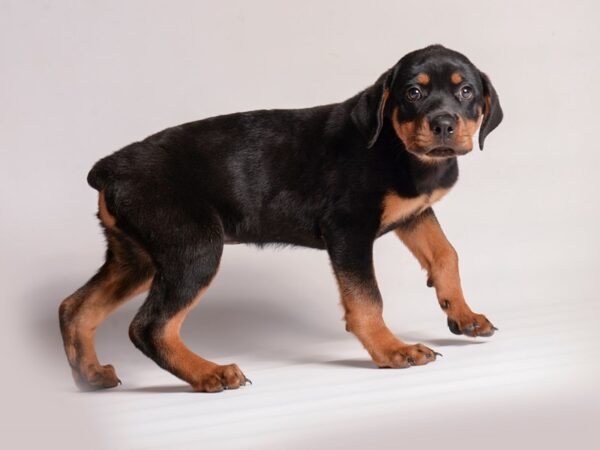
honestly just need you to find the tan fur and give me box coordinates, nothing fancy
[391,107,436,150]
[377,88,390,129]
[454,113,483,151]
[395,212,495,335]
[59,191,155,389]
[154,278,248,391]
[451,72,463,84]
[484,94,492,118]
[380,88,390,108]
[380,188,449,231]
[98,190,116,228]
[60,270,152,388]
[334,273,437,367]
[391,111,418,148]
[158,287,216,381]
[391,107,442,163]
[416,73,430,85]
[392,106,483,158]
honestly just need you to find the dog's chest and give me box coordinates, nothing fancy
[379,188,449,230]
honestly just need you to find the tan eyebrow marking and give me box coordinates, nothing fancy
[416,73,430,85]
[451,72,463,84]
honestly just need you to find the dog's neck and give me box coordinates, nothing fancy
[406,151,458,194]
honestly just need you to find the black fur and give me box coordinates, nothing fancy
[85,44,502,369]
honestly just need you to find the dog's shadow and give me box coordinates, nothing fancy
[32,268,340,373]
[33,266,485,389]
[322,334,484,370]
[402,336,486,347]
[121,384,195,394]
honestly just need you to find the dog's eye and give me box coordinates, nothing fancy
[459,85,473,100]
[405,87,422,102]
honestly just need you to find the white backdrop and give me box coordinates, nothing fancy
[1,1,599,449]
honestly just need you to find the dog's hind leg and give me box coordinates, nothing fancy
[128,202,248,392]
[59,192,155,390]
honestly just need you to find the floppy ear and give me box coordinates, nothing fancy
[478,72,503,150]
[351,68,395,148]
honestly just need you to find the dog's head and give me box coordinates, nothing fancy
[352,45,503,160]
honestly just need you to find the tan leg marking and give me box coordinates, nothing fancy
[335,274,438,368]
[157,284,249,392]
[60,271,152,390]
[395,213,496,337]
[59,191,154,390]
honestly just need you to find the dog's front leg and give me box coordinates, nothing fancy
[326,230,438,368]
[395,208,497,337]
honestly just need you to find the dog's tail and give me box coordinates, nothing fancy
[87,156,115,191]
[87,141,157,191]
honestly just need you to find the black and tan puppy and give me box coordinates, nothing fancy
[59,44,502,392]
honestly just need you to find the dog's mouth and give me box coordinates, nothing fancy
[426,147,457,157]
[422,146,471,159]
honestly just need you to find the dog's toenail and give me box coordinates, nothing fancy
[447,318,462,335]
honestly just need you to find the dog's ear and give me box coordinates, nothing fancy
[478,72,503,150]
[351,67,396,148]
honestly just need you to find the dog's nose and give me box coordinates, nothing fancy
[429,114,456,140]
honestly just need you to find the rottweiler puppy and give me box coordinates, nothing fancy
[59,44,503,392]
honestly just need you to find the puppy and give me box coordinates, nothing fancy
[59,44,502,392]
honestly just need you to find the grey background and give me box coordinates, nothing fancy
[1,0,599,449]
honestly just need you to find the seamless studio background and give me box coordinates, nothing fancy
[1,1,599,449]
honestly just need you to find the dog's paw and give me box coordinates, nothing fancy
[373,343,440,368]
[447,313,497,337]
[191,364,250,393]
[72,363,121,391]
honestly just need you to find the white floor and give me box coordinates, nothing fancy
[7,238,599,450]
